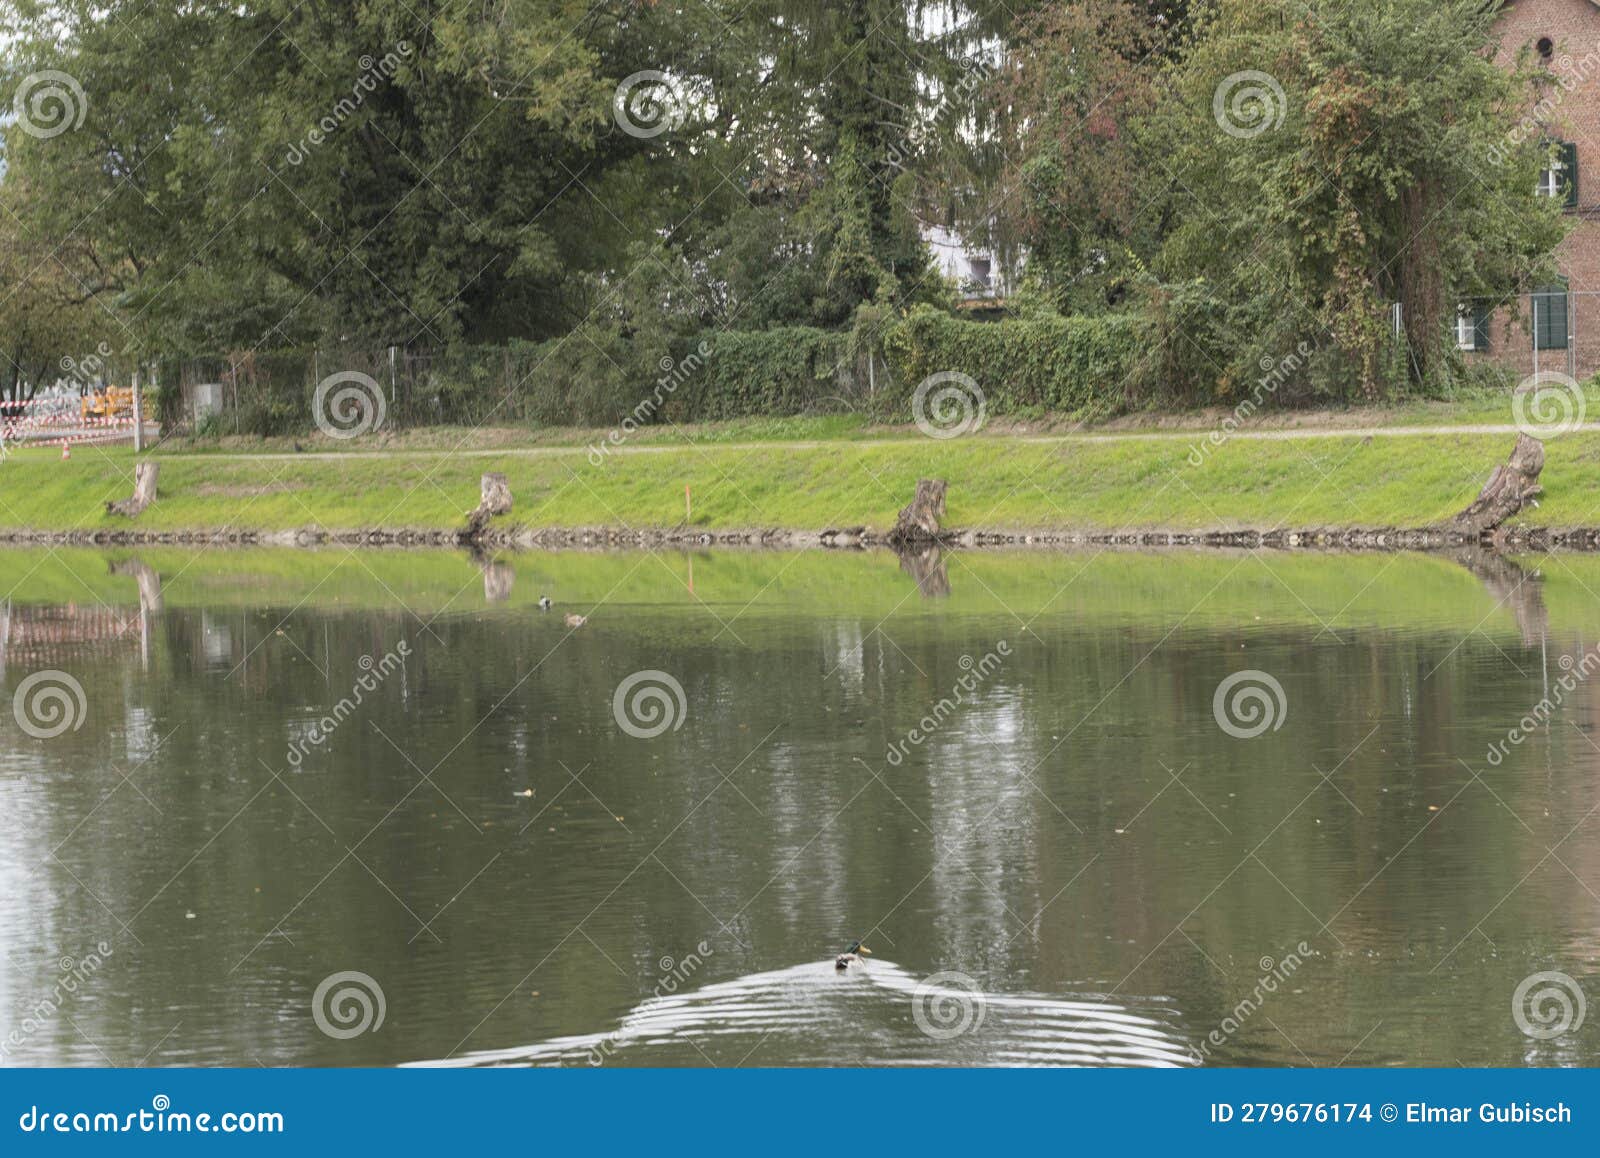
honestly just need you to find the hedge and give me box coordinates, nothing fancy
[676,327,850,420]
[158,309,1142,435]
[878,307,1140,417]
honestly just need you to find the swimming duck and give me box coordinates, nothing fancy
[564,613,587,628]
[835,940,871,970]
[538,595,552,610]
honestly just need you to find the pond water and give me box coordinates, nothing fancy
[1,546,1598,1068]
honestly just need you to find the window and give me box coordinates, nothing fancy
[1457,303,1490,351]
[1537,141,1579,207]
[1533,284,1569,351]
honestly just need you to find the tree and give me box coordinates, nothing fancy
[0,0,721,353]
[1154,0,1564,396]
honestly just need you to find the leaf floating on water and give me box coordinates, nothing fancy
[514,788,534,798]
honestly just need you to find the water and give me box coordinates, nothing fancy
[1,546,1598,1068]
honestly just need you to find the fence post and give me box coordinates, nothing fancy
[132,366,145,452]
[388,344,398,424]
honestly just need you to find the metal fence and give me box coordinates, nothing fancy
[1455,291,1600,382]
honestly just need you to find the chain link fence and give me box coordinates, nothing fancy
[152,335,875,436]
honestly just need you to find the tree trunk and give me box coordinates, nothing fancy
[106,462,159,518]
[1397,179,1443,387]
[1448,433,1544,536]
[463,472,513,540]
[888,479,947,543]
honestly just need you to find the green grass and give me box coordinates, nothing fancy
[2,422,1599,535]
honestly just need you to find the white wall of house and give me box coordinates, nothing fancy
[921,224,1017,299]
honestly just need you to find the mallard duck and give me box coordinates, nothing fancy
[835,940,871,970]
[538,595,552,610]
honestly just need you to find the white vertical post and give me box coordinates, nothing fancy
[1569,290,1577,381]
[132,367,145,452]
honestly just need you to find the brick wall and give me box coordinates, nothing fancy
[1468,0,1600,379]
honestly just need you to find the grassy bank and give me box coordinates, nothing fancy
[2,421,1599,536]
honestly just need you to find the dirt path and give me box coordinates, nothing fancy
[138,421,1568,462]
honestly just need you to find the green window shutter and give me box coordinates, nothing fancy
[1534,287,1570,350]
[1564,142,1579,208]
[1473,302,1491,351]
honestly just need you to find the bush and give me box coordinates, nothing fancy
[879,306,1140,418]
[679,328,850,420]
[157,307,1149,434]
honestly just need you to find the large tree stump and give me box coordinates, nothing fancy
[888,479,947,544]
[106,462,158,518]
[463,472,513,540]
[1449,433,1544,536]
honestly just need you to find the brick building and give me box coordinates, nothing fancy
[1467,0,1600,379]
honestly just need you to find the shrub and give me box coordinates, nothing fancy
[679,328,850,420]
[879,306,1140,417]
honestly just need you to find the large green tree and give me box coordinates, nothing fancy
[1154,0,1564,396]
[1,0,726,354]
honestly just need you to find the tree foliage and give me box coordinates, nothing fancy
[0,0,1577,409]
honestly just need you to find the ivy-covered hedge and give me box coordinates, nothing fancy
[677,327,849,420]
[879,307,1140,417]
[162,308,1143,435]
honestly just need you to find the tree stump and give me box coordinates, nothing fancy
[888,479,947,544]
[106,462,158,518]
[1448,433,1544,536]
[463,472,513,540]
